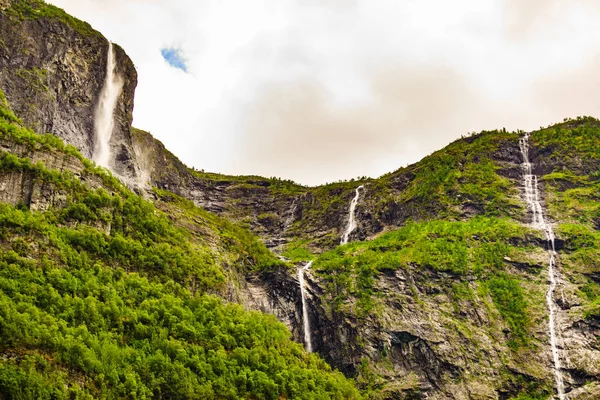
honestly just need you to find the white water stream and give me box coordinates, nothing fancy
[519,133,565,400]
[298,261,314,352]
[285,197,299,230]
[340,185,364,245]
[94,42,124,169]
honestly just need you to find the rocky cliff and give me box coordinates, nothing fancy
[0,0,140,184]
[131,102,600,399]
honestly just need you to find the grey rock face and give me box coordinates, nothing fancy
[237,268,305,341]
[0,137,106,213]
[0,11,140,186]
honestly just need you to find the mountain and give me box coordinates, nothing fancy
[0,1,599,399]
[0,67,361,399]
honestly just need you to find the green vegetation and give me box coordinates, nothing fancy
[537,122,600,324]
[504,375,551,400]
[314,217,534,321]
[545,174,600,230]
[0,91,114,193]
[257,212,281,228]
[485,274,530,349]
[14,68,53,98]
[153,189,285,273]
[283,181,371,251]
[556,223,600,321]
[534,116,600,172]
[0,232,359,399]
[5,0,101,37]
[0,89,21,124]
[375,129,522,220]
[510,395,549,400]
[0,89,361,399]
[190,170,304,197]
[281,239,315,263]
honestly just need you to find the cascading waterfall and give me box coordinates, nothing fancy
[340,185,364,245]
[285,197,299,230]
[298,261,314,352]
[93,42,124,169]
[519,133,565,400]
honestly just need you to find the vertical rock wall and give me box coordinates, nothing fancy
[0,4,139,184]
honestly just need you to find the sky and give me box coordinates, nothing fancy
[50,0,600,186]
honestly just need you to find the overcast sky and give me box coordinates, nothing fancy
[50,0,600,186]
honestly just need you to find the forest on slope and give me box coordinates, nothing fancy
[0,89,361,399]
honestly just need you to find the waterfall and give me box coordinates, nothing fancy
[340,185,364,245]
[93,42,124,169]
[285,197,299,230]
[519,133,565,400]
[298,261,314,352]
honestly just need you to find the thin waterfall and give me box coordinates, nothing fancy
[519,133,565,400]
[298,261,314,352]
[340,185,364,245]
[94,42,124,169]
[285,197,299,230]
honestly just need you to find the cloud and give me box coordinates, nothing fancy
[502,0,600,40]
[234,65,483,185]
[160,48,187,72]
[46,0,600,185]
[531,53,600,122]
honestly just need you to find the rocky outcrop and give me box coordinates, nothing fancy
[0,1,140,185]
[0,137,110,213]
[305,264,547,399]
[130,127,305,237]
[235,268,305,339]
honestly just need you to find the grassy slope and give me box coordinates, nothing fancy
[377,129,521,217]
[3,0,101,37]
[283,128,523,259]
[0,89,361,399]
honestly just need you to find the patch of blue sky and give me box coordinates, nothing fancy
[161,48,187,72]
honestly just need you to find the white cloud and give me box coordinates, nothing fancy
[49,0,600,185]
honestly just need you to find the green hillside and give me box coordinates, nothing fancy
[0,89,361,399]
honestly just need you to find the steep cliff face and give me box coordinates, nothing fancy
[131,127,305,240]
[299,122,600,399]
[0,0,139,184]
